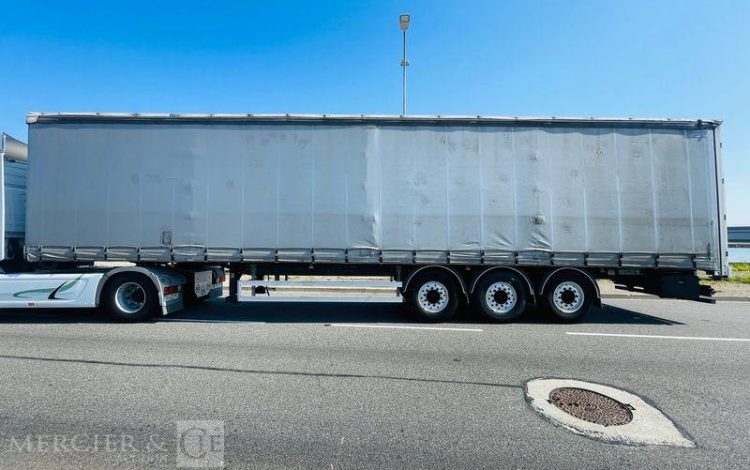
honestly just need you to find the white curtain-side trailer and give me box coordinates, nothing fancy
[0,113,728,322]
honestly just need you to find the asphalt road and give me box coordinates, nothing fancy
[0,298,748,469]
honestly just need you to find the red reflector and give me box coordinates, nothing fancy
[163,285,179,295]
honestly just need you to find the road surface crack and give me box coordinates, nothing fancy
[0,354,522,389]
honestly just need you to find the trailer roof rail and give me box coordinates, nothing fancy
[26,112,722,128]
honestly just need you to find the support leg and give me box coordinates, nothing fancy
[226,267,240,303]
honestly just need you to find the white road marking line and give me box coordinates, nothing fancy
[566,332,750,342]
[605,297,750,303]
[158,319,266,324]
[330,323,482,332]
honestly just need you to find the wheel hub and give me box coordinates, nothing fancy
[552,281,584,313]
[115,282,146,314]
[493,290,509,305]
[561,290,576,304]
[485,281,517,314]
[417,281,449,313]
[425,289,442,304]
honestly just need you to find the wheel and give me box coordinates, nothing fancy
[472,271,527,322]
[102,274,159,322]
[406,271,460,322]
[542,272,595,322]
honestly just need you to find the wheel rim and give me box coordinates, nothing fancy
[417,281,449,313]
[115,282,146,314]
[553,281,584,314]
[485,281,518,314]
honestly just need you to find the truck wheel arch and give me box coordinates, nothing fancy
[95,266,184,313]
[539,267,601,307]
[403,266,467,295]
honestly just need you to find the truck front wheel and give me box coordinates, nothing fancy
[406,271,460,322]
[102,274,159,322]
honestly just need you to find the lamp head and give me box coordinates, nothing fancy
[399,14,411,31]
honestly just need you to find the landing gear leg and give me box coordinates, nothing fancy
[226,266,240,304]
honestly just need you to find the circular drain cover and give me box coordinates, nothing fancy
[526,379,695,446]
[549,387,633,426]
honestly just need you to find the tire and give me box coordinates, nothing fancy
[406,271,460,322]
[542,272,595,322]
[102,274,159,322]
[472,271,528,322]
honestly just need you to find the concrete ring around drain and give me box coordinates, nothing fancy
[525,378,695,447]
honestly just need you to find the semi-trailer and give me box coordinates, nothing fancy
[0,113,728,322]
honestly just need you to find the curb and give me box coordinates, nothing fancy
[601,294,658,300]
[708,296,750,302]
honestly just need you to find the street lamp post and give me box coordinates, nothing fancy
[399,13,410,115]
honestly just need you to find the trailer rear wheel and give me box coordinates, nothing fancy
[102,274,159,322]
[472,272,527,322]
[406,272,460,322]
[542,272,594,322]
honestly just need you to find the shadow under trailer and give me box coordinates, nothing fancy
[0,113,728,322]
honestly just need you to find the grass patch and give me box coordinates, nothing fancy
[728,275,750,284]
[721,263,750,284]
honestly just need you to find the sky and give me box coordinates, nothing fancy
[1,0,749,224]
